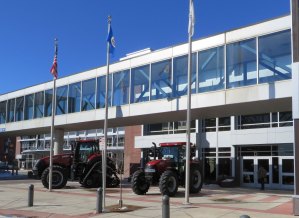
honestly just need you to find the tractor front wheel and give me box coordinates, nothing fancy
[189,167,203,193]
[41,165,68,189]
[132,170,150,195]
[159,170,178,197]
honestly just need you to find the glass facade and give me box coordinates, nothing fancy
[56,86,68,115]
[113,70,130,106]
[68,82,81,113]
[151,59,172,100]
[97,75,112,108]
[34,91,44,118]
[44,89,53,117]
[6,99,15,123]
[258,30,291,83]
[173,54,196,97]
[0,29,292,124]
[24,94,34,120]
[131,65,150,103]
[227,38,257,88]
[199,46,224,92]
[15,97,24,122]
[82,79,96,111]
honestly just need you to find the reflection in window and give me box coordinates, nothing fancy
[131,65,150,103]
[24,94,34,120]
[34,91,44,118]
[44,89,53,117]
[0,101,6,124]
[259,30,291,83]
[279,111,292,127]
[151,60,172,100]
[226,38,257,88]
[199,46,224,92]
[82,79,96,111]
[15,97,24,121]
[56,86,68,115]
[68,82,81,113]
[97,75,112,108]
[113,70,130,106]
[6,99,15,123]
[173,54,196,97]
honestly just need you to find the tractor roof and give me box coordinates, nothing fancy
[159,142,191,147]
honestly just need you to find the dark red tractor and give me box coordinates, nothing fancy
[131,142,203,197]
[32,139,120,189]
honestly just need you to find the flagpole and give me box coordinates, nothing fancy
[102,15,111,212]
[185,0,194,204]
[49,38,58,192]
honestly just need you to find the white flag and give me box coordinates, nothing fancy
[188,0,195,37]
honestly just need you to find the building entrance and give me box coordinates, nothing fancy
[241,156,294,189]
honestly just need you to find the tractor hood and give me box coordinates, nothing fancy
[39,153,73,166]
[146,159,163,167]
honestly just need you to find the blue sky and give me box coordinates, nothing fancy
[0,0,290,94]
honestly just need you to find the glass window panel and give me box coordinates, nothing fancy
[282,159,294,173]
[279,111,293,127]
[24,94,34,120]
[82,79,96,111]
[243,159,254,172]
[6,99,15,123]
[56,86,68,115]
[44,89,53,117]
[259,30,292,83]
[68,82,81,113]
[199,46,224,92]
[96,75,112,108]
[151,59,172,100]
[240,113,270,129]
[0,101,6,124]
[173,54,196,97]
[34,91,44,118]
[131,65,150,103]
[15,97,24,121]
[113,70,130,106]
[226,38,257,88]
[282,176,294,185]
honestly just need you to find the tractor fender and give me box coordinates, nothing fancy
[82,161,102,184]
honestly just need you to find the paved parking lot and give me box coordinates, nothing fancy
[0,173,295,218]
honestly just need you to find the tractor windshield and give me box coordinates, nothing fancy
[160,146,185,162]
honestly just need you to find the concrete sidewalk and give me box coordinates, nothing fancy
[0,180,294,218]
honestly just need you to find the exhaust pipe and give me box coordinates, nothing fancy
[152,142,157,160]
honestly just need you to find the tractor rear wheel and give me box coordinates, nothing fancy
[159,170,178,197]
[83,172,102,188]
[189,167,203,193]
[41,165,68,189]
[132,170,150,195]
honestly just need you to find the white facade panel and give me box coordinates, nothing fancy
[226,16,290,43]
[193,34,225,52]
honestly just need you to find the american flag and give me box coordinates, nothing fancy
[50,41,58,79]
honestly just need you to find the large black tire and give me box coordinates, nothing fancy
[131,170,150,195]
[41,165,68,189]
[190,167,203,193]
[159,170,178,197]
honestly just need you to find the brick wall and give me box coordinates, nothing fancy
[124,125,142,178]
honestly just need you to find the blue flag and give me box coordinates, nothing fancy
[107,25,115,54]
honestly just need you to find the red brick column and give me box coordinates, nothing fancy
[124,125,142,178]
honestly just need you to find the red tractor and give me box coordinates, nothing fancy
[32,139,120,189]
[131,142,203,197]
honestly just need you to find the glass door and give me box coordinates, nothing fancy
[242,157,255,187]
[280,157,294,189]
[242,157,271,188]
[257,158,271,188]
